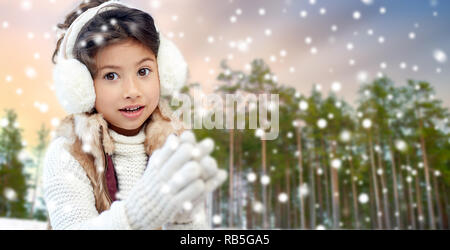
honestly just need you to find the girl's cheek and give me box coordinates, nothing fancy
[95,84,117,111]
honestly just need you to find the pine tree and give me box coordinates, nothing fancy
[0,109,28,218]
[403,80,449,229]
[216,59,246,228]
[245,59,278,228]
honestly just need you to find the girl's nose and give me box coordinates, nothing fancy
[123,77,141,99]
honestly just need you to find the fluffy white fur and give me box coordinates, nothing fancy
[53,59,96,114]
[157,34,188,97]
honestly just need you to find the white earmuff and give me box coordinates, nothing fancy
[157,34,188,97]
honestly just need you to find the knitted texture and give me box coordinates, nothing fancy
[122,136,206,230]
[43,137,131,229]
[163,205,211,230]
[108,128,148,200]
[43,129,209,230]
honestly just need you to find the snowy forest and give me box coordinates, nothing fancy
[1,58,448,230]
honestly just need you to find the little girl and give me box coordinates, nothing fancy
[43,0,226,230]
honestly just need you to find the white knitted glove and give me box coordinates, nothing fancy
[170,156,227,224]
[169,132,228,224]
[123,132,205,230]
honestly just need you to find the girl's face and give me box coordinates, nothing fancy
[93,38,160,136]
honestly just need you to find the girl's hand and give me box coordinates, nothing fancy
[171,156,227,224]
[123,132,206,230]
[169,132,228,224]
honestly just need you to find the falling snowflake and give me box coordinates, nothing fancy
[260,175,270,186]
[0,118,8,128]
[253,201,263,213]
[299,10,308,18]
[298,183,309,197]
[331,159,342,169]
[25,66,37,79]
[358,193,369,204]
[259,8,266,16]
[212,214,222,225]
[317,119,327,129]
[21,0,32,11]
[340,130,352,142]
[331,81,342,92]
[299,100,308,111]
[362,119,372,129]
[433,49,447,63]
[247,172,257,183]
[395,140,407,151]
[278,193,288,203]
[4,187,17,201]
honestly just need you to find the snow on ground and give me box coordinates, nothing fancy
[0,218,48,230]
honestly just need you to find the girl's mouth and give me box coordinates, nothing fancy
[119,106,145,119]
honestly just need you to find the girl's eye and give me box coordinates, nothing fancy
[138,68,151,77]
[104,72,119,81]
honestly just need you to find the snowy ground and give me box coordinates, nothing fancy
[0,218,48,230]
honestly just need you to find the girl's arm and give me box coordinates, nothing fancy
[43,137,132,230]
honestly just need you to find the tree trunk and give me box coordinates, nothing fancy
[375,136,391,229]
[368,171,376,229]
[406,177,416,229]
[246,184,253,229]
[315,149,324,225]
[236,132,243,228]
[309,146,316,229]
[320,139,332,226]
[228,129,234,227]
[268,178,273,228]
[330,141,340,229]
[342,179,350,228]
[275,182,281,228]
[296,126,306,229]
[262,137,268,228]
[388,138,402,229]
[432,170,444,229]
[396,157,408,229]
[291,167,298,228]
[368,134,383,229]
[218,185,222,227]
[418,115,436,229]
[406,155,424,229]
[285,166,291,228]
[348,156,360,229]
[439,179,449,229]
[414,173,425,229]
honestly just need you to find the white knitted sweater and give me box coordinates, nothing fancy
[43,126,209,230]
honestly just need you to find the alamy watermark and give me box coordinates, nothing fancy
[169,90,279,140]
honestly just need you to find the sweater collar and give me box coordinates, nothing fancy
[108,126,146,146]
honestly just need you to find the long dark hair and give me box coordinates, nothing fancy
[52,0,160,79]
